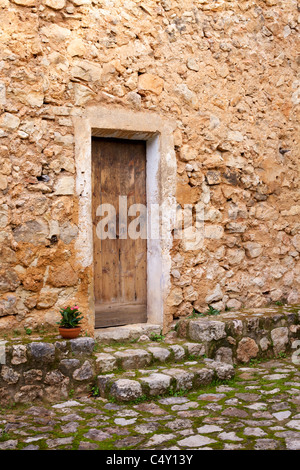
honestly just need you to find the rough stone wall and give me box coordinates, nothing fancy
[0,0,299,333]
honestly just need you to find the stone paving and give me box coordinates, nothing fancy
[0,355,299,450]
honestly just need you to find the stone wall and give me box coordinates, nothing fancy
[176,306,300,363]
[0,0,299,333]
[0,337,97,405]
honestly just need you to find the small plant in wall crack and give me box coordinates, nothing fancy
[205,305,220,316]
[189,305,220,318]
[149,332,165,342]
[89,384,100,398]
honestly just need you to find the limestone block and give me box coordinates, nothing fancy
[227,130,244,142]
[28,342,56,363]
[167,287,183,307]
[109,379,143,402]
[163,368,194,390]
[11,345,27,365]
[244,242,263,258]
[169,344,185,361]
[292,235,300,252]
[0,82,6,106]
[69,0,91,5]
[36,289,59,309]
[44,370,66,385]
[227,248,245,266]
[59,359,80,376]
[184,342,205,357]
[67,38,86,57]
[0,175,7,190]
[215,346,233,364]
[41,24,71,42]
[11,0,35,5]
[0,113,20,130]
[226,299,242,310]
[54,176,74,196]
[95,353,117,373]
[70,337,95,355]
[14,385,43,403]
[114,349,151,369]
[13,220,49,244]
[175,83,198,108]
[179,144,197,162]
[260,337,270,351]
[59,221,78,244]
[206,170,221,185]
[1,366,20,384]
[44,0,66,9]
[206,361,235,380]
[204,225,224,240]
[236,337,259,363]
[138,73,164,95]
[0,269,20,293]
[271,327,289,355]
[205,284,223,304]
[71,60,102,82]
[48,262,78,287]
[189,319,227,342]
[193,367,214,386]
[72,360,94,381]
[23,369,43,383]
[187,58,199,71]
[140,373,171,396]
[147,347,171,362]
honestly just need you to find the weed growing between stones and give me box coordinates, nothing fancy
[149,333,165,342]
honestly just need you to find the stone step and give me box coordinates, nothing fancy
[97,359,235,402]
[176,306,300,364]
[94,323,162,344]
[94,341,206,373]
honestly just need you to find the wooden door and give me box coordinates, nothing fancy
[92,137,147,328]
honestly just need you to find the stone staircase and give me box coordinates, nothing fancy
[1,306,299,406]
[95,339,235,402]
[94,305,300,402]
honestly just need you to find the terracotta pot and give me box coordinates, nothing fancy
[58,327,81,339]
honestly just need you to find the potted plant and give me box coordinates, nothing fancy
[57,305,83,339]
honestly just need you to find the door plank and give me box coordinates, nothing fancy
[92,138,147,328]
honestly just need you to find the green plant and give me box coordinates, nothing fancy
[188,308,204,319]
[205,305,220,316]
[56,305,83,329]
[24,327,32,335]
[0,432,10,442]
[168,387,186,397]
[150,332,165,342]
[277,351,287,358]
[188,354,196,361]
[89,384,100,397]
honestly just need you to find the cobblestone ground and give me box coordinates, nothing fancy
[0,356,299,451]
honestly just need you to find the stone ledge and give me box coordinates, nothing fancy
[97,360,235,402]
[0,337,96,406]
[94,323,162,343]
[176,306,300,364]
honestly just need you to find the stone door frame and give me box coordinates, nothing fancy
[73,106,177,329]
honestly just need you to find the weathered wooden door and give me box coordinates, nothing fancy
[92,137,147,328]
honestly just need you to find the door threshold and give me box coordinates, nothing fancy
[94,323,162,344]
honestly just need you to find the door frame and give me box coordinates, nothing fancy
[73,106,177,329]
